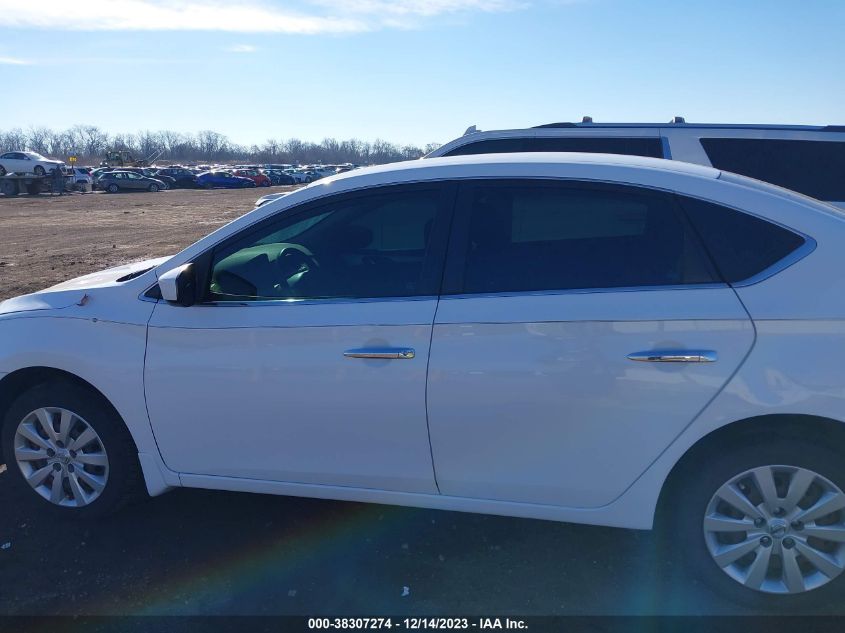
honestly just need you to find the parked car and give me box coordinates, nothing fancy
[97,171,166,193]
[254,191,290,207]
[263,169,297,186]
[425,119,845,208]
[232,169,272,187]
[116,168,174,190]
[4,154,845,610]
[286,169,319,184]
[64,167,93,190]
[196,171,255,189]
[0,151,64,177]
[154,168,199,189]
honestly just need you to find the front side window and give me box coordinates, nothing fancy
[455,181,716,294]
[208,186,444,301]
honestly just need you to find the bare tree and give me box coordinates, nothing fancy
[0,126,439,166]
[25,127,51,154]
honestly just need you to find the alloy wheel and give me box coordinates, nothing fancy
[703,465,845,594]
[13,407,109,507]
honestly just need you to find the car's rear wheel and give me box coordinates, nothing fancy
[203,182,213,189]
[1,381,144,518]
[34,165,46,176]
[107,183,119,193]
[148,183,159,192]
[0,165,6,176]
[664,436,845,610]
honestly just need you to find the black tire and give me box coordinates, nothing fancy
[148,183,159,192]
[107,183,119,193]
[203,182,213,190]
[661,435,845,612]
[0,164,6,176]
[1,380,145,519]
[34,165,46,176]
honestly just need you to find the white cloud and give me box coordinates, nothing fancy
[0,1,368,34]
[225,44,257,53]
[0,56,31,65]
[307,0,526,17]
[0,0,528,33]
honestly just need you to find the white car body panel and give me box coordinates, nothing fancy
[3,154,845,529]
[144,298,439,492]
[427,288,754,508]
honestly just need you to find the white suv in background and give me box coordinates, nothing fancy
[426,118,845,208]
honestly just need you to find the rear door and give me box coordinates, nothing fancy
[426,179,755,508]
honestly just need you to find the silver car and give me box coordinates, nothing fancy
[98,171,166,193]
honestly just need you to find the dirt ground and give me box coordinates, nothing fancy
[0,186,298,301]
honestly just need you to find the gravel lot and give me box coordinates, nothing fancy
[0,187,297,301]
[0,187,836,617]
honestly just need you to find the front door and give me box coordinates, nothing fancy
[144,183,454,493]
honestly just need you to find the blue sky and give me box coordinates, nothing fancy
[1,0,843,147]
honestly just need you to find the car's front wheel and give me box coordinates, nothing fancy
[664,436,845,610]
[34,165,46,176]
[148,183,159,192]
[1,380,144,518]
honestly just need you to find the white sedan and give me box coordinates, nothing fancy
[1,153,844,610]
[0,151,64,176]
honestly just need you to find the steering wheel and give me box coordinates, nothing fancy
[276,246,319,285]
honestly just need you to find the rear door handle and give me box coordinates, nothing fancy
[627,350,717,363]
[343,348,416,360]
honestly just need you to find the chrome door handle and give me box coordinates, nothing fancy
[627,350,717,363]
[343,348,416,360]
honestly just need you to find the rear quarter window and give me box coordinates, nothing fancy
[677,195,807,283]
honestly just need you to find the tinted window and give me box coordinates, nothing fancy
[209,187,442,301]
[678,196,806,283]
[458,182,716,294]
[700,138,845,200]
[444,137,664,158]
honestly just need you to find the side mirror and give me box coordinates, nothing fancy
[158,263,197,307]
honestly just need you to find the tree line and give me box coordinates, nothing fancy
[0,125,442,165]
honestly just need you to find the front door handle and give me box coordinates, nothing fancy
[344,348,416,360]
[627,350,717,363]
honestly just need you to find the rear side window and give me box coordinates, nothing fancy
[443,137,664,158]
[678,196,806,283]
[700,138,845,201]
[456,181,717,294]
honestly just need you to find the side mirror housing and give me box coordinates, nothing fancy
[158,263,197,307]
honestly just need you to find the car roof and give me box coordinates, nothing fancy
[532,121,845,131]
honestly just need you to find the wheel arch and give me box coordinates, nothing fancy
[0,366,140,458]
[657,413,845,516]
